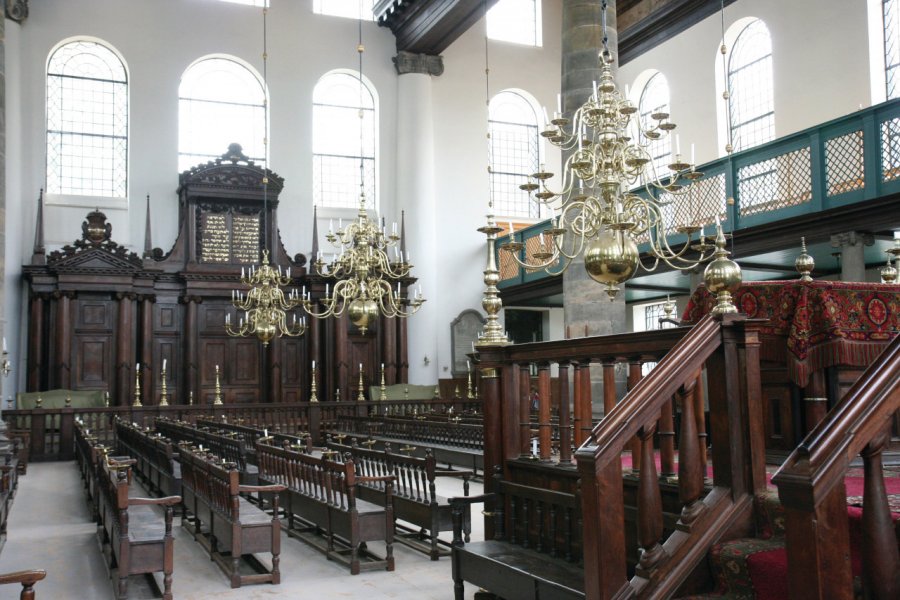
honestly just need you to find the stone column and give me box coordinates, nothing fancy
[561,1,626,412]
[394,51,442,385]
[830,231,873,282]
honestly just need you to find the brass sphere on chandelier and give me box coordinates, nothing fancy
[584,229,639,301]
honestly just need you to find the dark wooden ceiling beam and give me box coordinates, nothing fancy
[375,0,500,55]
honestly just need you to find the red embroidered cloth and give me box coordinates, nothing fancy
[682,280,900,386]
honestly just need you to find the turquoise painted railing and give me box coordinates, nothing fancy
[499,98,900,287]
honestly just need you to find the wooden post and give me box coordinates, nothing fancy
[537,364,552,460]
[636,421,664,574]
[140,296,155,403]
[479,356,502,541]
[115,292,134,405]
[803,369,828,435]
[558,362,572,463]
[573,362,583,447]
[860,426,900,600]
[628,360,643,473]
[602,359,616,416]
[676,373,704,525]
[519,363,531,456]
[579,362,593,445]
[28,294,45,392]
[54,291,73,389]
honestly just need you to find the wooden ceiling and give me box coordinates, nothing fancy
[375,0,736,63]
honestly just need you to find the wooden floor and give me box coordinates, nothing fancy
[0,462,486,600]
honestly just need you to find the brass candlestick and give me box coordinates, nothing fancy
[335,388,341,402]
[357,367,365,401]
[189,390,194,406]
[213,365,223,405]
[134,365,143,407]
[65,394,71,407]
[379,365,387,401]
[476,214,511,348]
[310,363,319,403]
[467,370,475,400]
[160,363,169,406]
[105,391,110,407]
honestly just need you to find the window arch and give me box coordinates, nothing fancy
[726,19,774,152]
[489,90,540,219]
[313,71,376,209]
[178,56,266,173]
[46,38,128,198]
[638,71,672,179]
[487,0,542,47]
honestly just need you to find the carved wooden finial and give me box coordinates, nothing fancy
[143,194,153,258]
[32,189,46,265]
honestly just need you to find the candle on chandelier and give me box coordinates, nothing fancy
[676,134,681,156]
[509,221,514,235]
[556,93,562,114]
[136,362,140,372]
[691,143,696,165]
[162,358,166,372]
[226,313,231,325]
[542,106,550,126]
[2,337,6,353]
[359,362,363,373]
[312,359,316,370]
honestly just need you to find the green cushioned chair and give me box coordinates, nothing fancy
[368,383,440,401]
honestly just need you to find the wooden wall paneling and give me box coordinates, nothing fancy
[114,293,135,403]
[349,334,377,400]
[54,291,74,389]
[380,312,397,384]
[27,294,46,391]
[200,338,227,404]
[183,296,200,405]
[281,338,304,403]
[139,295,154,402]
[269,337,282,403]
[336,311,350,400]
[398,317,409,383]
[74,335,111,391]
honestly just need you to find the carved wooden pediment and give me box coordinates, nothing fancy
[47,210,143,274]
[178,143,284,200]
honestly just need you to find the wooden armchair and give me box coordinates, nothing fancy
[0,569,46,599]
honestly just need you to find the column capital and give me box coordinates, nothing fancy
[5,0,28,23]
[830,231,874,249]
[393,51,444,76]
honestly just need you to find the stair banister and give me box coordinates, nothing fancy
[773,333,900,600]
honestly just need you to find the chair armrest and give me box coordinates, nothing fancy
[434,468,474,478]
[238,484,286,494]
[129,495,182,507]
[0,569,47,586]
[449,493,494,547]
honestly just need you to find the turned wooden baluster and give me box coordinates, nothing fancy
[677,372,705,525]
[578,361,593,446]
[519,363,531,457]
[558,362,572,463]
[602,359,616,417]
[861,425,900,600]
[693,371,708,473]
[636,420,665,574]
[628,359,643,473]
[658,394,676,479]
[538,363,552,460]
[573,362,583,447]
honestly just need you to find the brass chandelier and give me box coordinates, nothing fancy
[301,15,425,334]
[225,4,307,346]
[501,0,717,300]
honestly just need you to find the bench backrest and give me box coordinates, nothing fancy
[335,415,484,450]
[493,475,582,563]
[256,443,360,511]
[179,445,243,521]
[327,437,439,504]
[157,418,249,471]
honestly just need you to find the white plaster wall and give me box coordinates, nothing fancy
[619,0,872,165]
[429,4,563,379]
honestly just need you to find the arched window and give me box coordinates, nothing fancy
[46,39,128,198]
[313,71,376,209]
[489,90,540,219]
[638,72,672,179]
[727,19,774,151]
[884,0,900,99]
[178,57,266,173]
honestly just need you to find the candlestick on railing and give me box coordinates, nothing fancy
[214,365,223,405]
[379,363,387,401]
[357,366,366,402]
[310,362,319,403]
[160,361,169,406]
[134,364,143,407]
[105,391,110,407]
[189,390,194,406]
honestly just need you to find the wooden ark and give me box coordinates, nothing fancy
[23,144,410,405]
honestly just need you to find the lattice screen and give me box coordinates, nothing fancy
[882,117,900,182]
[825,130,864,196]
[738,147,811,217]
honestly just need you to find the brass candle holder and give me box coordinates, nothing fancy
[105,391,110,407]
[189,390,194,406]
[134,364,143,407]
[213,365,223,405]
[310,362,319,403]
[379,364,387,401]
[160,362,169,406]
[357,366,365,402]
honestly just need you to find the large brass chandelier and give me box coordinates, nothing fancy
[501,0,716,300]
[224,4,307,346]
[301,15,424,334]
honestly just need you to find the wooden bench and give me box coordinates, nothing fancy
[255,442,395,574]
[0,569,47,599]
[156,418,258,484]
[333,415,484,476]
[326,435,472,560]
[94,452,181,600]
[115,420,182,500]
[178,445,285,588]
[449,470,584,600]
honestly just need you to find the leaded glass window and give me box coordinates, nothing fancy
[487,0,541,47]
[885,0,900,99]
[178,57,267,173]
[313,0,375,20]
[489,91,540,219]
[313,72,376,209]
[639,72,672,180]
[727,19,774,152]
[46,40,128,197]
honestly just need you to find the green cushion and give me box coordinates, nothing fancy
[368,383,440,401]
[16,389,106,409]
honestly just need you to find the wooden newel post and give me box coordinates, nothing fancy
[519,363,531,456]
[478,346,504,541]
[537,363,551,460]
[308,402,322,445]
[558,362,571,464]
[860,425,900,600]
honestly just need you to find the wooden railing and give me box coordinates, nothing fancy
[772,333,900,600]
[475,314,767,599]
[0,397,477,462]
